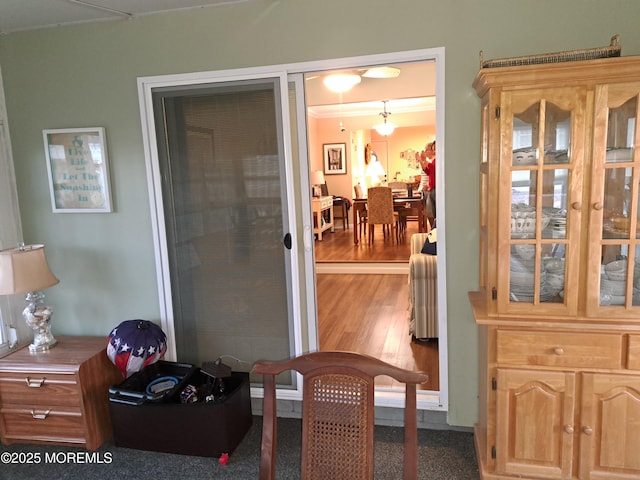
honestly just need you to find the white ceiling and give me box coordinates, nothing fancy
[0,0,254,34]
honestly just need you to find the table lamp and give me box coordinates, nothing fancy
[311,170,325,197]
[0,243,59,352]
[365,159,386,187]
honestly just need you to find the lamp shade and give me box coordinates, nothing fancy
[365,160,386,178]
[311,170,325,185]
[0,244,59,295]
[373,121,396,136]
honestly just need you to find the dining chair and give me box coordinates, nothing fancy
[354,184,367,238]
[252,351,429,480]
[366,186,398,245]
[321,183,349,230]
[388,181,408,197]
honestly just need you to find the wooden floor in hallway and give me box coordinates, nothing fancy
[316,273,439,391]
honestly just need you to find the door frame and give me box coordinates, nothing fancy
[137,46,448,411]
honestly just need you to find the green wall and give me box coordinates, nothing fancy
[1,0,639,428]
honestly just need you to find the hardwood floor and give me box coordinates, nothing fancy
[314,217,417,263]
[314,217,439,391]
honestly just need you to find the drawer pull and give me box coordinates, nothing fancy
[582,426,593,436]
[30,409,51,420]
[553,347,565,355]
[25,377,45,387]
[564,425,574,434]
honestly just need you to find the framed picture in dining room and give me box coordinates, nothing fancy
[323,143,347,175]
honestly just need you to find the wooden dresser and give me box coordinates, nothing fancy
[0,336,122,450]
[471,55,640,479]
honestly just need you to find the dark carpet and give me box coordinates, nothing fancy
[0,416,479,479]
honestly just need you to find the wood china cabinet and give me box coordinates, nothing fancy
[471,56,640,480]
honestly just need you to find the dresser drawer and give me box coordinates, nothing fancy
[0,373,80,406]
[496,330,623,369]
[0,405,85,444]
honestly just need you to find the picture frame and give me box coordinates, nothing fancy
[43,127,112,213]
[323,143,347,175]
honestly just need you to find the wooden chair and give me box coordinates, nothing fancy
[366,186,398,245]
[252,351,429,480]
[321,183,349,230]
[388,181,408,196]
[354,184,367,238]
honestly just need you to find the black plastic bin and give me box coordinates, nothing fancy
[109,363,252,457]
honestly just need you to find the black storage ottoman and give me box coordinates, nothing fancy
[109,362,252,457]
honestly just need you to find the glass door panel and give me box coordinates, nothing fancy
[512,102,539,167]
[504,91,580,313]
[152,78,294,383]
[543,102,571,165]
[598,93,639,309]
[509,100,571,303]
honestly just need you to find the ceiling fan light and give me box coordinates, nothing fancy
[373,122,396,136]
[323,73,361,93]
[362,66,401,79]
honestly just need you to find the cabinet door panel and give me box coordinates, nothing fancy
[580,373,640,479]
[587,84,640,317]
[498,88,585,317]
[496,369,575,479]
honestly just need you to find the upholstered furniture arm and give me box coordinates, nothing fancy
[409,252,438,280]
[409,233,438,339]
[411,232,429,255]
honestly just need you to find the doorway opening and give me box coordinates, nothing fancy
[303,55,446,406]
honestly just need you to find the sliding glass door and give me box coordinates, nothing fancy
[139,47,446,407]
[148,76,298,381]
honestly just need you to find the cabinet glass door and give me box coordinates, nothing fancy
[500,89,584,315]
[589,85,640,316]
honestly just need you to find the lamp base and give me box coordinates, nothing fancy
[23,291,57,353]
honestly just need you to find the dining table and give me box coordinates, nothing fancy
[352,195,426,244]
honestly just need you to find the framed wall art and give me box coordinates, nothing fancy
[323,143,347,175]
[43,127,112,213]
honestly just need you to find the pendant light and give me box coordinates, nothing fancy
[373,101,396,136]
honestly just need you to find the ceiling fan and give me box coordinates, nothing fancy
[307,66,401,92]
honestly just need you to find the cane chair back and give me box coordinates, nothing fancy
[252,351,428,480]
